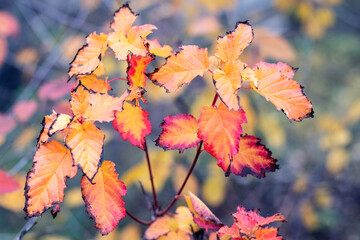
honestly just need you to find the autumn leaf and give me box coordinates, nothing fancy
[213,60,244,111]
[217,206,286,240]
[215,21,253,62]
[113,102,151,150]
[147,39,173,58]
[25,140,77,217]
[184,192,223,231]
[65,121,104,181]
[252,62,313,122]
[144,206,200,240]
[218,135,278,178]
[68,32,108,79]
[81,161,126,235]
[38,112,58,145]
[155,114,200,152]
[110,3,138,34]
[127,54,154,88]
[198,102,246,167]
[0,169,20,194]
[77,74,111,93]
[70,85,91,117]
[87,92,125,122]
[149,45,209,93]
[48,113,72,136]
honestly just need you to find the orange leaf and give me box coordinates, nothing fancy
[144,207,199,240]
[213,60,244,111]
[184,192,223,231]
[110,4,138,34]
[38,112,58,145]
[215,21,253,62]
[147,39,173,58]
[197,102,246,167]
[219,135,278,178]
[70,85,91,117]
[127,54,154,88]
[149,45,209,93]
[113,102,151,150]
[49,113,72,136]
[77,74,111,93]
[253,62,313,122]
[65,121,104,181]
[0,169,20,194]
[25,140,77,217]
[68,32,108,79]
[81,161,126,235]
[155,114,200,152]
[87,92,125,122]
[217,206,286,240]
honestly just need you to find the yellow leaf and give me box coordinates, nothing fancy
[173,164,198,195]
[314,186,332,208]
[300,200,319,231]
[292,173,308,193]
[259,114,285,149]
[326,147,349,174]
[202,161,226,207]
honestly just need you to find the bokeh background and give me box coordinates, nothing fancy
[0,0,360,239]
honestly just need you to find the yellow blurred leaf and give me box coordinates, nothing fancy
[202,161,226,207]
[239,94,256,135]
[300,200,319,231]
[40,236,71,240]
[187,16,221,37]
[274,0,296,12]
[344,99,360,126]
[15,47,39,68]
[190,86,215,118]
[121,149,173,192]
[292,173,308,193]
[64,187,83,208]
[173,164,198,195]
[314,186,332,208]
[197,0,235,12]
[118,224,141,240]
[81,0,101,11]
[316,7,335,28]
[61,34,85,61]
[326,147,349,174]
[296,2,313,22]
[0,174,26,212]
[259,114,285,149]
[14,127,37,151]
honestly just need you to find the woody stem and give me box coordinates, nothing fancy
[144,140,159,210]
[108,77,127,83]
[126,210,153,225]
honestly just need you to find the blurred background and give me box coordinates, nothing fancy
[0,0,359,239]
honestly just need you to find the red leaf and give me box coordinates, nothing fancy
[25,140,77,217]
[219,135,278,178]
[185,192,223,231]
[198,102,246,168]
[155,114,200,152]
[81,161,127,235]
[0,169,20,194]
[127,54,154,88]
[113,102,151,150]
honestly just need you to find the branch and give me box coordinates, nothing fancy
[108,77,127,83]
[126,210,153,225]
[144,140,159,210]
[157,141,203,216]
[15,217,38,240]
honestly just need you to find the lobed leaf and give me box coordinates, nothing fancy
[155,114,200,152]
[184,192,223,231]
[77,74,111,93]
[215,22,253,62]
[213,60,244,111]
[65,121,104,181]
[147,39,173,58]
[127,54,154,88]
[68,32,108,79]
[253,62,313,122]
[38,112,58,145]
[149,45,209,93]
[198,102,247,168]
[113,102,151,150]
[81,161,126,235]
[110,3,138,34]
[218,135,278,178]
[70,85,91,117]
[25,140,77,217]
[87,92,124,122]
[0,170,20,194]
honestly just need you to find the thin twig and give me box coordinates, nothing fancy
[108,77,127,83]
[126,210,153,225]
[15,217,38,240]
[144,140,159,210]
[157,141,203,216]
[212,93,219,106]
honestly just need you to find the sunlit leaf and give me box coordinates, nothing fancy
[155,114,200,152]
[38,112,58,145]
[65,121,104,181]
[25,140,77,217]
[69,32,108,79]
[198,102,246,168]
[87,92,124,122]
[184,192,223,231]
[77,74,111,93]
[147,39,173,58]
[215,22,253,62]
[113,102,151,150]
[127,54,154,88]
[253,62,313,122]
[110,3,138,34]
[49,113,72,136]
[70,85,91,117]
[81,161,126,235]
[149,45,209,93]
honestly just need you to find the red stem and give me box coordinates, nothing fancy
[212,93,219,106]
[208,69,214,74]
[157,141,203,216]
[241,86,252,89]
[126,210,153,225]
[144,140,159,210]
[103,51,115,57]
[108,77,127,83]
